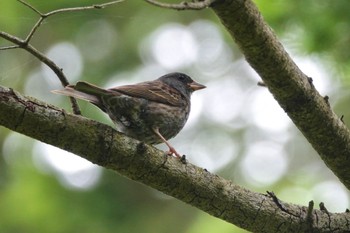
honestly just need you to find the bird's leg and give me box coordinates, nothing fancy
[152,127,182,158]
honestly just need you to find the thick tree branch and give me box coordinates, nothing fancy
[207,0,350,190]
[1,86,350,232]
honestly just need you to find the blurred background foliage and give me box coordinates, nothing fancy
[0,0,350,232]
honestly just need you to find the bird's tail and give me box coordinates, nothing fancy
[52,81,109,107]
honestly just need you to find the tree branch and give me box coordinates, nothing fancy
[0,45,20,50]
[0,0,124,114]
[144,0,214,10]
[0,31,81,115]
[17,0,124,43]
[146,0,350,190]
[1,85,350,232]
[208,0,350,190]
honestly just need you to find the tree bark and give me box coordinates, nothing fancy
[0,85,349,232]
[211,0,350,190]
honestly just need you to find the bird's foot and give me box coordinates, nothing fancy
[153,127,186,162]
[166,146,182,158]
[166,147,186,163]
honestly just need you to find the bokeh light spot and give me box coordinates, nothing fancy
[33,142,102,190]
[249,89,290,132]
[76,20,118,62]
[142,23,198,69]
[189,131,238,172]
[312,181,349,212]
[189,20,233,76]
[204,78,244,124]
[241,141,288,186]
[41,42,83,82]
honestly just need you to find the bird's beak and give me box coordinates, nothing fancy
[188,81,206,91]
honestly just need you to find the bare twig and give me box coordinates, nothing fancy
[0,31,81,114]
[17,0,43,15]
[18,0,124,17]
[257,81,266,87]
[306,200,314,230]
[0,45,20,50]
[39,0,124,17]
[144,0,215,10]
[24,18,45,43]
[18,0,125,45]
[0,0,124,114]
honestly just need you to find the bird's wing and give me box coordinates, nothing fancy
[109,80,184,107]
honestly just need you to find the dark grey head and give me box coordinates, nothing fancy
[158,72,206,98]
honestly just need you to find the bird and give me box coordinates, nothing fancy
[52,72,206,158]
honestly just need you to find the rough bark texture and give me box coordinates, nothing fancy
[1,86,350,232]
[211,0,350,190]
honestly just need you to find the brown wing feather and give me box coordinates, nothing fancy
[109,80,184,106]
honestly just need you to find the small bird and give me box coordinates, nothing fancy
[52,72,206,158]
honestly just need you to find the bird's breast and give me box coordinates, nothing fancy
[103,94,191,144]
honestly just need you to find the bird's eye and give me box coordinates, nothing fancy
[179,75,187,82]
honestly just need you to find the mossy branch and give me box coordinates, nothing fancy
[1,86,349,232]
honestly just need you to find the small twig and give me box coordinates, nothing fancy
[267,191,287,211]
[0,31,69,85]
[1,0,124,114]
[319,202,329,214]
[144,0,215,10]
[24,18,45,43]
[0,45,20,50]
[323,95,330,107]
[0,31,25,46]
[180,155,187,164]
[306,200,314,225]
[17,0,43,15]
[0,31,82,114]
[266,191,299,218]
[307,76,314,88]
[18,0,124,43]
[257,81,266,87]
[319,202,331,224]
[18,0,124,17]
[44,0,125,17]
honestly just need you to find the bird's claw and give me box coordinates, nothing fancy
[165,149,186,163]
[166,148,181,158]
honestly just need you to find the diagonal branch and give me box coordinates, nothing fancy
[145,0,350,189]
[208,1,350,190]
[144,0,350,191]
[1,85,350,233]
[0,31,81,115]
